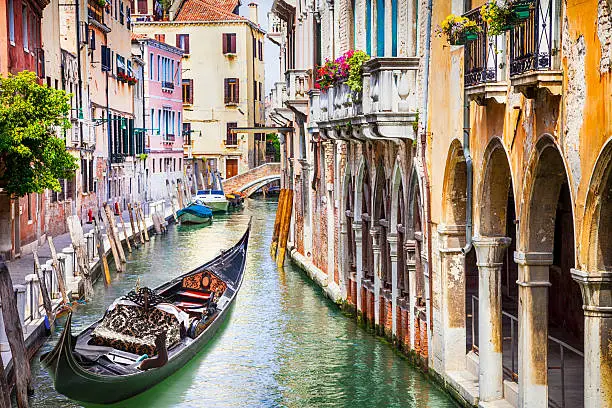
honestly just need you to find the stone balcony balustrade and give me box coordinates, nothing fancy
[284,69,310,116]
[311,57,420,141]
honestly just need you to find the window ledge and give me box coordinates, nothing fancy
[223,52,237,58]
[225,102,239,107]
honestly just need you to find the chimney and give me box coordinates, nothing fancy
[248,2,258,25]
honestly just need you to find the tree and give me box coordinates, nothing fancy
[0,71,77,197]
[0,71,77,408]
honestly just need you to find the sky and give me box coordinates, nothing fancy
[240,0,281,94]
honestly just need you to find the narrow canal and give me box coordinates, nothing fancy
[29,199,457,407]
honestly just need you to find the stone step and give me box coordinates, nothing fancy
[479,398,515,408]
[503,380,519,407]
[446,370,479,406]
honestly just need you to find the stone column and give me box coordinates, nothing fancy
[438,225,467,373]
[473,236,511,402]
[371,227,382,327]
[571,269,612,407]
[353,222,364,312]
[388,233,399,336]
[405,239,417,349]
[514,251,553,407]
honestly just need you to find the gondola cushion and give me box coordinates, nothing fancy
[90,304,181,356]
[181,271,227,296]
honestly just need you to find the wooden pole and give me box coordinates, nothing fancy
[103,203,126,263]
[276,189,294,267]
[0,351,11,408]
[32,251,54,326]
[127,203,142,245]
[66,215,94,299]
[137,203,150,241]
[272,189,289,260]
[270,189,286,257]
[47,237,68,303]
[101,206,124,272]
[0,261,30,407]
[118,207,132,253]
[93,217,111,285]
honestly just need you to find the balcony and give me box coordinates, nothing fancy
[284,69,310,116]
[88,2,111,33]
[509,0,562,96]
[163,134,175,147]
[267,12,284,46]
[463,7,507,105]
[111,153,125,164]
[313,57,420,140]
[161,81,175,91]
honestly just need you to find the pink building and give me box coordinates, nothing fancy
[132,36,184,201]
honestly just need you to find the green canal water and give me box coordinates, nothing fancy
[29,199,457,408]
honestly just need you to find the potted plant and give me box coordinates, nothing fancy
[94,0,106,7]
[316,49,370,94]
[345,50,369,94]
[436,14,481,45]
[511,1,532,20]
[480,1,530,35]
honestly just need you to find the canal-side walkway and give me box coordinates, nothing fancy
[1,201,175,387]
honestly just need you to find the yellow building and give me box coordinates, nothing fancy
[133,0,266,182]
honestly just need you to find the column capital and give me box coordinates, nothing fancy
[473,236,511,267]
[571,269,612,317]
[387,233,398,258]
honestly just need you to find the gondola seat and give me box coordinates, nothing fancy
[181,271,227,296]
[90,304,182,356]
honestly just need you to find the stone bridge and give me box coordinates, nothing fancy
[223,162,281,197]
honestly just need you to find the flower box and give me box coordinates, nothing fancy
[437,14,481,46]
[512,2,531,20]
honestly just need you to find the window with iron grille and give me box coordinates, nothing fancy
[224,78,239,104]
[226,122,238,145]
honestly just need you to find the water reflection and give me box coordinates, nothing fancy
[29,200,456,407]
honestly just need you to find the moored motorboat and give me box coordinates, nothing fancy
[41,223,251,404]
[195,189,230,213]
[176,201,213,224]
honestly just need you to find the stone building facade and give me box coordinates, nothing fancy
[270,0,612,406]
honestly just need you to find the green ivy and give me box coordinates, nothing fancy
[0,71,77,197]
[346,51,370,93]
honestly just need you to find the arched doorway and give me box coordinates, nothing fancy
[343,164,357,305]
[473,139,516,402]
[573,139,612,407]
[373,163,391,333]
[518,137,583,407]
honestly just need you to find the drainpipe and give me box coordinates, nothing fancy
[461,91,473,254]
[419,0,434,330]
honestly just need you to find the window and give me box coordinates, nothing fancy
[120,2,124,24]
[224,78,239,104]
[226,122,238,145]
[182,79,193,104]
[183,122,191,143]
[127,60,132,76]
[222,33,237,54]
[178,112,181,134]
[259,82,263,102]
[150,108,154,130]
[138,0,147,14]
[258,40,263,61]
[22,5,28,52]
[126,7,131,28]
[253,80,257,101]
[176,34,190,53]
[90,30,96,50]
[157,55,161,80]
[8,0,15,44]
[116,54,126,75]
[101,46,110,71]
[149,52,154,79]
[155,33,165,43]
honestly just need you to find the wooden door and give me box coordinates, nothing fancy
[226,158,238,179]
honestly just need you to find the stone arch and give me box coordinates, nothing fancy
[519,135,576,254]
[353,157,366,220]
[342,160,357,285]
[373,160,391,288]
[478,137,515,237]
[389,158,405,235]
[442,139,468,227]
[579,137,612,273]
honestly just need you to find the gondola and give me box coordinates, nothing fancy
[41,222,251,404]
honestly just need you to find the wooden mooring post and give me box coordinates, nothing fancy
[118,204,132,253]
[101,206,124,272]
[276,189,294,267]
[48,237,68,303]
[0,260,31,408]
[32,251,54,326]
[0,350,10,408]
[67,215,94,299]
[137,203,150,242]
[93,216,111,285]
[270,189,286,257]
[103,204,126,263]
[127,203,142,245]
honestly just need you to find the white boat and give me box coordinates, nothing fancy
[195,189,229,213]
[196,170,230,213]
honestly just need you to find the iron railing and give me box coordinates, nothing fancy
[509,0,554,76]
[161,81,174,90]
[471,295,583,408]
[464,8,500,86]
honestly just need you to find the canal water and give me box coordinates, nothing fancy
[29,199,457,407]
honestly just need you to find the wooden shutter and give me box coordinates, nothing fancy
[137,0,147,14]
[184,35,190,53]
[230,34,236,53]
[235,79,239,103]
[188,79,193,104]
[222,33,228,54]
[224,78,229,103]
